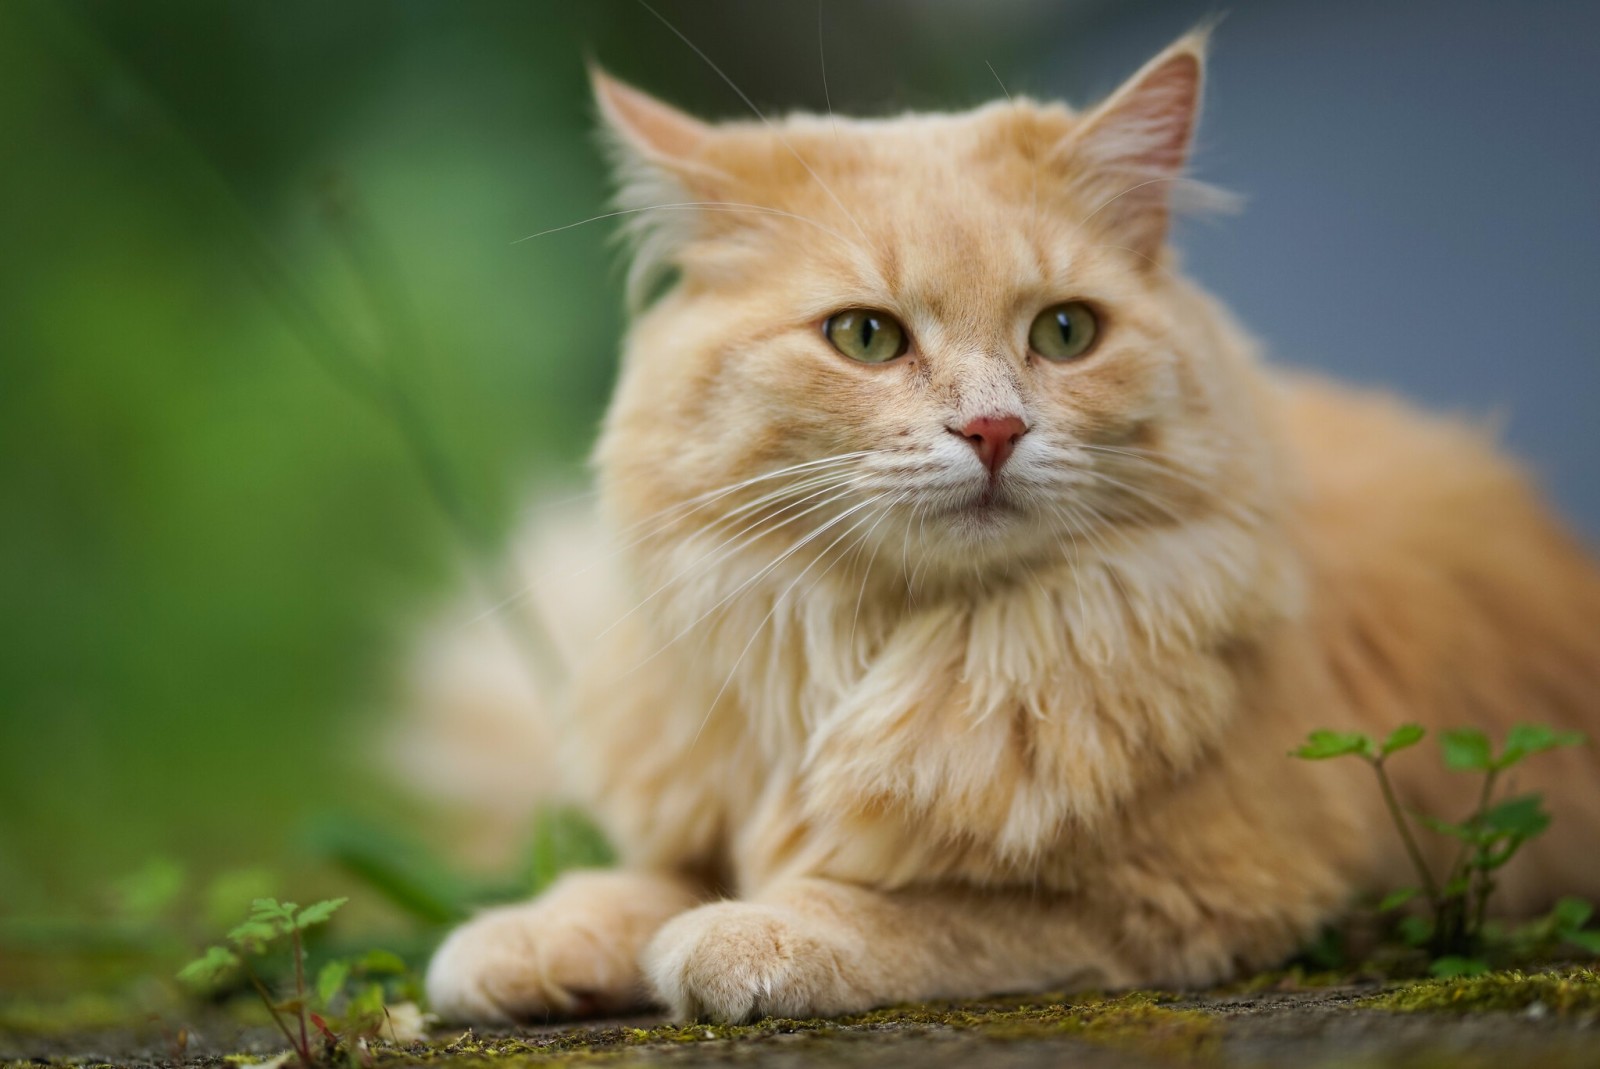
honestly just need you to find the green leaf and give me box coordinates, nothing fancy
[346,981,387,1025]
[317,960,351,1007]
[226,919,280,949]
[1290,730,1374,761]
[1479,840,1523,870]
[1380,724,1426,756]
[356,949,407,976]
[1429,955,1490,978]
[293,897,349,930]
[1414,812,1475,842]
[248,898,296,926]
[1499,724,1587,769]
[1441,729,1493,772]
[177,945,239,987]
[1479,794,1550,839]
[1377,888,1420,912]
[1397,915,1433,947]
[1565,930,1600,956]
[1550,897,1595,934]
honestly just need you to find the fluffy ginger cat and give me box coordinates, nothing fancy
[422,32,1600,1023]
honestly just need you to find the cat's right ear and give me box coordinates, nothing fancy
[590,66,711,167]
[590,67,731,310]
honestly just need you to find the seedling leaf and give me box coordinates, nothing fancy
[317,960,351,1007]
[1291,730,1373,761]
[1397,915,1433,947]
[1377,888,1420,912]
[249,898,297,926]
[1565,930,1600,955]
[356,949,407,975]
[1414,812,1475,842]
[1441,729,1492,771]
[1479,794,1550,839]
[177,945,239,987]
[348,981,387,1023]
[294,897,348,930]
[1380,724,1426,756]
[1550,897,1595,934]
[1499,724,1586,768]
[227,919,280,949]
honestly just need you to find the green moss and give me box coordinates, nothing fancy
[360,991,1219,1067]
[960,993,1218,1059]
[1361,967,1600,1014]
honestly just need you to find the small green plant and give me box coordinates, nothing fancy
[1292,723,1595,975]
[178,897,425,1067]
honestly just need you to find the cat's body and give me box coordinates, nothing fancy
[422,35,1600,1023]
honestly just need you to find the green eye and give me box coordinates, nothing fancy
[824,309,908,364]
[1028,301,1100,361]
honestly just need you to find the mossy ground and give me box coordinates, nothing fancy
[1360,966,1600,1014]
[10,968,1600,1069]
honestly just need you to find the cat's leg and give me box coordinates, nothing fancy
[426,868,703,1022]
[642,877,1136,1023]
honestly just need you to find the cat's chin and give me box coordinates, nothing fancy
[928,494,1041,558]
[944,497,1022,530]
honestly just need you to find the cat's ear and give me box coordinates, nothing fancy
[590,67,733,309]
[591,66,711,166]
[1064,31,1213,262]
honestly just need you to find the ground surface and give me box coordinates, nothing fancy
[5,969,1600,1069]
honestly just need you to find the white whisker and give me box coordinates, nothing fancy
[514,201,856,249]
[461,452,881,629]
[633,0,871,242]
[689,491,892,748]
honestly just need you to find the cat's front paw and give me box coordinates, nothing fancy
[642,901,858,1023]
[426,870,692,1023]
[425,902,628,1023]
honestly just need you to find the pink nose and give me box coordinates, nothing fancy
[953,414,1028,474]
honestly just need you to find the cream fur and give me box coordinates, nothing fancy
[422,33,1600,1023]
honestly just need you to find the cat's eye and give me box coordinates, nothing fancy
[824,309,908,364]
[1028,301,1100,362]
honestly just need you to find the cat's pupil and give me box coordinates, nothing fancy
[1055,311,1073,343]
[859,317,877,349]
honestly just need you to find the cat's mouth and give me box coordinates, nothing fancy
[949,482,1022,522]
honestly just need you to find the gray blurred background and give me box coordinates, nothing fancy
[1,0,1594,988]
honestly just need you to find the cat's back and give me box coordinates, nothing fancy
[1277,375,1600,908]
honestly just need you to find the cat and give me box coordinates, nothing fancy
[419,30,1600,1024]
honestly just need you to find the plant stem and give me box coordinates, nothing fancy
[292,927,312,1064]
[244,962,311,1068]
[1447,769,1499,891]
[1370,756,1441,903]
[1472,862,1494,941]
[1443,767,1500,954]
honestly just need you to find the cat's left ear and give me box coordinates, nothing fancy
[1063,31,1210,262]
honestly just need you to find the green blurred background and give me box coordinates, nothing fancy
[0,0,1060,999]
[4,0,1597,1011]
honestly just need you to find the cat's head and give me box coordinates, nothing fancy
[592,33,1279,595]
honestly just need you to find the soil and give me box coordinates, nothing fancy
[5,970,1599,1069]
